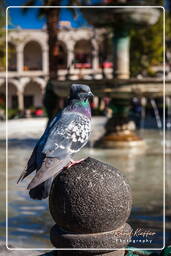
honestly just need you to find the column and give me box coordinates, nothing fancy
[17,46,24,74]
[67,43,75,78]
[92,41,99,72]
[43,48,49,75]
[17,89,24,111]
[113,29,130,79]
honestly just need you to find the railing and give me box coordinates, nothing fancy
[0,65,113,80]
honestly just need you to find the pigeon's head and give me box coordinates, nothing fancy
[70,84,94,101]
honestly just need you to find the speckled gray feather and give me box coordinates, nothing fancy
[28,111,91,189]
[43,112,91,158]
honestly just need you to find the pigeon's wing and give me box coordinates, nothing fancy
[17,112,62,183]
[27,112,91,189]
[17,144,38,183]
[42,111,91,158]
[27,156,70,190]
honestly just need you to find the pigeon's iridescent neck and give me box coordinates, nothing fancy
[79,99,89,107]
[67,99,91,119]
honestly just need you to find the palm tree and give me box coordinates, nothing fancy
[24,0,61,79]
[23,0,63,121]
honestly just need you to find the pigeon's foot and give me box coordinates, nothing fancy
[67,159,85,169]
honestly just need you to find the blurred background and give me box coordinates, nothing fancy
[0,0,171,253]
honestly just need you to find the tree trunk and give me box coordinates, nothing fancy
[44,6,60,123]
[46,7,59,80]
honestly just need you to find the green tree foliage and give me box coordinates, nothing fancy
[166,13,171,40]
[166,10,171,65]
[130,13,163,77]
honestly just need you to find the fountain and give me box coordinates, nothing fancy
[81,2,160,148]
[95,97,145,149]
[46,2,164,149]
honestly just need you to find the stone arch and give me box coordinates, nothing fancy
[8,79,21,92]
[23,81,43,109]
[0,82,18,108]
[8,42,17,71]
[32,77,46,90]
[23,41,42,71]
[74,39,93,68]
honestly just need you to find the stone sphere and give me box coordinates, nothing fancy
[49,157,132,234]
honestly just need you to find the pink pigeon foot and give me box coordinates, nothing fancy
[67,159,85,169]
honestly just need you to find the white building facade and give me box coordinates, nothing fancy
[0,28,112,110]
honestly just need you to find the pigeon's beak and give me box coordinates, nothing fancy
[88,91,94,98]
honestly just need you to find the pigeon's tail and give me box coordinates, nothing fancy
[17,145,37,184]
[17,164,35,184]
[27,156,71,190]
[29,177,53,200]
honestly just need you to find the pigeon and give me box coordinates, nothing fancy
[17,84,93,200]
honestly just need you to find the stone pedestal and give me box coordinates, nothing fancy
[96,117,145,149]
[49,157,132,255]
[96,99,146,149]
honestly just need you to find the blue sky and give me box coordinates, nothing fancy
[6,0,167,29]
[5,0,92,29]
